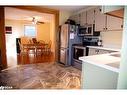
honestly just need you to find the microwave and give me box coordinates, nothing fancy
[78,24,93,36]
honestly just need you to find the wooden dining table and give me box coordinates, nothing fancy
[22,43,48,54]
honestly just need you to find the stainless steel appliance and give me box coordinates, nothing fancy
[72,36,100,70]
[59,24,82,66]
[83,36,100,46]
[78,24,93,36]
[72,45,87,70]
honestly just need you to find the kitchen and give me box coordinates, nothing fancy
[0,5,127,89]
[58,6,125,89]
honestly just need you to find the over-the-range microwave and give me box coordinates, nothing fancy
[78,24,93,36]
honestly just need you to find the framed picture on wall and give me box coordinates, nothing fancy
[5,26,12,34]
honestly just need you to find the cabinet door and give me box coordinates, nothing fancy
[80,11,87,26]
[69,14,79,24]
[98,49,109,54]
[95,7,106,31]
[87,8,95,24]
[107,15,123,31]
[98,49,116,54]
[88,48,99,55]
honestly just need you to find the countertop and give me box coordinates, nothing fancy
[72,45,121,52]
[72,45,86,49]
[79,52,120,73]
[87,46,121,52]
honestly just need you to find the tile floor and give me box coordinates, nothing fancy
[0,62,81,89]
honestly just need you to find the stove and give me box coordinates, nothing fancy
[72,44,87,70]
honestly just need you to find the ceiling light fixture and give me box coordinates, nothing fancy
[32,17,37,24]
[31,17,44,25]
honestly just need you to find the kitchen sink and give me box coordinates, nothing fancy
[106,62,120,68]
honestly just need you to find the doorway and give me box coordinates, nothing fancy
[4,6,59,68]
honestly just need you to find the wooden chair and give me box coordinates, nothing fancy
[36,40,46,55]
[19,37,36,54]
[18,40,27,53]
[32,38,38,44]
[45,40,52,55]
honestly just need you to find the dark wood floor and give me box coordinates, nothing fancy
[17,52,55,65]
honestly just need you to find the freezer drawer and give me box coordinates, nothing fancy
[60,48,69,65]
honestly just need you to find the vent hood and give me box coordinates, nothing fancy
[102,6,124,19]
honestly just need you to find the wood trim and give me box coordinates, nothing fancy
[54,12,59,62]
[11,6,59,62]
[106,13,123,19]
[11,6,59,14]
[106,9,124,19]
[0,7,7,69]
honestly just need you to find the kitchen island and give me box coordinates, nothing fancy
[79,52,120,89]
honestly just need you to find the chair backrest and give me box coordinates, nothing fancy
[32,38,37,44]
[20,37,30,44]
[18,40,22,50]
[39,40,45,44]
[47,40,52,48]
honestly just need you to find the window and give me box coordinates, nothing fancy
[24,25,36,37]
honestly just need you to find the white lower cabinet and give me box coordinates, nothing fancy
[88,48,99,55]
[82,61,118,89]
[88,48,115,56]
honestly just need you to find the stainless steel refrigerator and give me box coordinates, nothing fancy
[59,24,82,66]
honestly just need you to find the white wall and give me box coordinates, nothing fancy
[100,31,123,49]
[59,11,72,25]
[5,19,24,67]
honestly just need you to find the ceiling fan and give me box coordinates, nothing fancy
[31,17,44,25]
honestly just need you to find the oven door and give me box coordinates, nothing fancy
[72,46,86,70]
[73,47,86,61]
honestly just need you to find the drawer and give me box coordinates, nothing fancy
[73,60,82,70]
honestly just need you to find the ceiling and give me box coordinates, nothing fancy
[44,6,89,12]
[5,6,89,22]
[5,7,54,22]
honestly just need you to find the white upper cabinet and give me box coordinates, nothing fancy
[87,8,95,24]
[95,7,107,31]
[95,6,123,32]
[80,11,87,26]
[107,15,123,31]
[70,6,123,32]
[69,14,79,24]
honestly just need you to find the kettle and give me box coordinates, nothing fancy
[97,37,102,46]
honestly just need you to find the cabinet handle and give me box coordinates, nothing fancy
[99,9,101,12]
[95,50,99,53]
[121,25,123,28]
